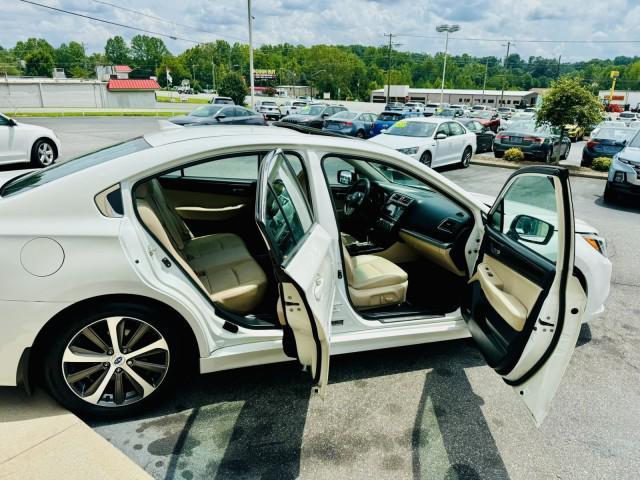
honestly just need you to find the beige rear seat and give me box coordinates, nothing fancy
[136,181,267,314]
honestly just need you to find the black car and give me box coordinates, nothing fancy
[280,104,347,129]
[493,121,570,161]
[169,105,266,126]
[458,118,495,153]
[581,127,635,167]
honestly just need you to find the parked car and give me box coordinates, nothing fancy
[499,111,537,131]
[581,127,635,167]
[368,116,476,168]
[494,121,571,161]
[209,96,235,105]
[322,111,376,138]
[280,104,347,129]
[590,120,628,138]
[385,102,405,112]
[403,102,425,112]
[604,130,640,202]
[458,118,496,153]
[0,112,61,167]
[617,111,638,124]
[0,124,610,423]
[471,105,489,111]
[565,124,586,142]
[257,100,282,120]
[435,108,464,118]
[449,104,470,115]
[424,102,442,116]
[370,110,422,136]
[497,107,516,119]
[281,100,309,116]
[168,105,266,126]
[469,110,501,132]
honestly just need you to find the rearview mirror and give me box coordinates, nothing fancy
[435,132,447,140]
[337,170,355,186]
[508,214,554,245]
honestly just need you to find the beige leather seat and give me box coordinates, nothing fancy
[136,181,267,314]
[342,246,408,308]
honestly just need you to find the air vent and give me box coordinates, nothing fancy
[437,218,459,234]
[390,193,413,206]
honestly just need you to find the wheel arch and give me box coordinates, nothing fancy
[29,293,200,386]
[31,136,59,160]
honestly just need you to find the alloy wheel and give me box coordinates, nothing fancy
[462,148,472,167]
[62,316,169,407]
[38,142,55,166]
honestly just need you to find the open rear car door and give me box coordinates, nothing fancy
[256,149,335,395]
[463,166,587,425]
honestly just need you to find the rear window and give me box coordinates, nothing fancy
[378,112,402,121]
[1,137,150,197]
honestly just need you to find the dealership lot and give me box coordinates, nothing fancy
[4,118,640,479]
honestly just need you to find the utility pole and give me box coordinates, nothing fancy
[248,0,255,108]
[481,58,489,98]
[500,41,512,106]
[211,59,216,91]
[556,55,562,79]
[384,33,393,103]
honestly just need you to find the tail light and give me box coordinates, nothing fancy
[343,121,353,126]
[496,134,508,140]
[586,140,599,149]
[523,136,544,143]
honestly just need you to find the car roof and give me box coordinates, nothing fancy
[144,124,303,147]
[401,116,451,124]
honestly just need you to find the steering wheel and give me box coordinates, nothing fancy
[343,178,371,216]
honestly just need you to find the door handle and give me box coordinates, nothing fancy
[490,245,501,256]
[313,276,324,300]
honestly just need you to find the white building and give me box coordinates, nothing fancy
[371,85,538,107]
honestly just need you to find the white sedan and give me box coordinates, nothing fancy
[0,113,61,167]
[368,117,476,169]
[0,124,611,423]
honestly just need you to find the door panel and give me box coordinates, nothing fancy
[463,166,586,425]
[256,149,334,394]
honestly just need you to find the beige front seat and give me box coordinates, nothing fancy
[342,246,408,308]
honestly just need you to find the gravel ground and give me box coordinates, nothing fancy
[5,118,640,480]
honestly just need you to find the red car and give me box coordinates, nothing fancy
[468,110,501,132]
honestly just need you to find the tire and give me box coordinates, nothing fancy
[42,302,183,419]
[561,144,570,160]
[603,183,616,203]
[494,151,504,159]
[545,149,552,163]
[460,147,472,168]
[356,130,365,139]
[31,139,56,167]
[420,151,432,167]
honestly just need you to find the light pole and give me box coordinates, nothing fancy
[500,41,513,106]
[436,24,460,105]
[247,0,255,108]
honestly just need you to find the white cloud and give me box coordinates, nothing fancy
[1,0,639,62]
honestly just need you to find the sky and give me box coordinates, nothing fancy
[2,0,640,62]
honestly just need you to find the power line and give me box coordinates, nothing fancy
[87,0,246,43]
[18,0,200,44]
[395,33,640,44]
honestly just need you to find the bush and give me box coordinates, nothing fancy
[503,147,525,162]
[592,157,612,171]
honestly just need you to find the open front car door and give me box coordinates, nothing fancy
[463,166,587,425]
[256,149,335,395]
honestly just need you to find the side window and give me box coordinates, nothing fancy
[436,123,450,136]
[233,107,247,116]
[474,121,484,132]
[284,153,311,204]
[489,175,558,263]
[182,154,259,181]
[323,156,355,186]
[449,122,464,135]
[262,154,314,261]
[0,115,10,126]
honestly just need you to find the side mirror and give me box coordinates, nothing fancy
[508,214,554,245]
[216,114,226,120]
[6,118,16,126]
[435,132,447,140]
[337,170,355,186]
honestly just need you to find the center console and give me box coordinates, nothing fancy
[375,192,414,233]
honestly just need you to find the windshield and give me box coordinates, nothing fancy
[511,113,534,121]
[596,128,635,141]
[190,105,222,117]
[471,111,492,119]
[426,104,439,108]
[262,101,276,106]
[331,111,357,120]
[1,137,151,197]
[299,105,324,116]
[628,131,640,147]
[293,102,307,107]
[619,112,635,118]
[377,112,402,121]
[436,109,455,116]
[386,120,437,137]
[504,121,542,133]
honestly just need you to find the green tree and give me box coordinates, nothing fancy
[537,76,604,163]
[104,36,130,65]
[156,56,189,88]
[219,72,248,105]
[0,47,20,75]
[55,41,87,77]
[130,35,170,78]
[24,49,54,77]
[13,38,54,61]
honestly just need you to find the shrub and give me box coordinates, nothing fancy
[592,157,612,171]
[503,147,524,162]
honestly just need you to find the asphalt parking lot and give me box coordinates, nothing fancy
[6,118,640,479]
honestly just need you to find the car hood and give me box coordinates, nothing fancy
[169,116,211,125]
[368,133,429,149]
[13,121,56,135]
[469,192,597,234]
[617,146,640,162]
[282,114,319,122]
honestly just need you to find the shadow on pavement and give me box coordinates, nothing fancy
[594,195,640,213]
[90,339,513,480]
